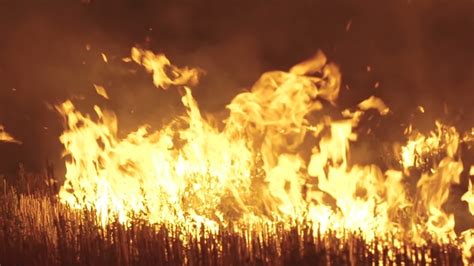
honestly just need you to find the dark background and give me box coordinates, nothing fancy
[1,0,473,177]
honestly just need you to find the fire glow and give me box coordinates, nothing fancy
[54,47,473,263]
[0,125,21,144]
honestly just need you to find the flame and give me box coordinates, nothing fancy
[57,47,473,260]
[401,121,458,171]
[129,47,201,89]
[462,180,474,264]
[0,125,21,144]
[358,95,390,115]
[462,179,474,217]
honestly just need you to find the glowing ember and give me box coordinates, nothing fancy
[93,84,109,100]
[56,47,473,262]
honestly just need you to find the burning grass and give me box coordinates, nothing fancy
[0,186,465,265]
[2,47,474,265]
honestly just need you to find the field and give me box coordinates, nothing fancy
[0,176,465,266]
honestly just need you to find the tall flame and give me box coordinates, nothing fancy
[57,47,473,261]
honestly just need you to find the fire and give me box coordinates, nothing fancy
[57,47,473,261]
[0,125,21,144]
[93,84,109,100]
[128,47,201,89]
[401,121,459,171]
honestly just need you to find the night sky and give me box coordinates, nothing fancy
[1,0,474,178]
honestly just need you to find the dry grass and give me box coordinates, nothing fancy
[0,182,465,266]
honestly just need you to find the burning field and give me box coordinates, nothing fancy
[1,45,473,265]
[1,1,474,265]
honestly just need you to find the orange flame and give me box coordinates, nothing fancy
[0,125,21,144]
[57,47,473,261]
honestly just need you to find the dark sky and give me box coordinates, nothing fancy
[1,0,474,175]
